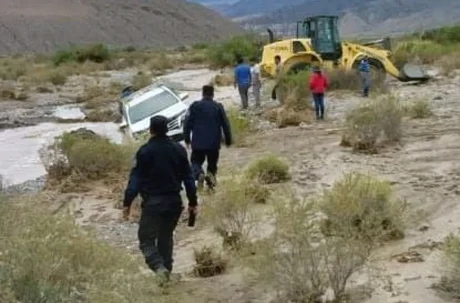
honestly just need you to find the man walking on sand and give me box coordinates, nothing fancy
[359,55,371,97]
[250,57,262,108]
[234,57,252,110]
[123,115,198,284]
[184,85,233,191]
[309,66,328,120]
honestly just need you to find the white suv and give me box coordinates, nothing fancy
[119,84,189,141]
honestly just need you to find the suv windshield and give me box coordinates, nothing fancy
[128,90,178,124]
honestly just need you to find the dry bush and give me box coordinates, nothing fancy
[246,154,290,184]
[259,195,371,302]
[132,73,152,90]
[227,108,252,147]
[47,71,68,86]
[404,99,433,119]
[36,86,54,93]
[47,130,133,183]
[0,197,177,303]
[86,108,118,122]
[343,95,403,152]
[212,72,234,86]
[319,172,406,243]
[203,176,263,249]
[436,234,460,298]
[435,53,460,75]
[193,246,229,278]
[392,39,455,67]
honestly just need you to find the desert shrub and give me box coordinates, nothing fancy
[227,108,251,147]
[132,73,151,90]
[259,196,370,302]
[278,71,310,110]
[246,154,290,184]
[420,25,460,44]
[47,71,68,86]
[204,176,263,249]
[192,42,209,50]
[36,86,54,93]
[435,53,460,75]
[208,35,260,68]
[0,58,27,81]
[392,39,455,67]
[212,72,234,86]
[405,99,433,119]
[148,53,174,72]
[437,234,460,297]
[52,131,132,180]
[193,246,229,278]
[0,198,176,303]
[343,95,403,151]
[319,172,406,243]
[86,109,118,122]
[53,44,111,66]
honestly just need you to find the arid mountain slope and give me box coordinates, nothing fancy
[0,0,242,54]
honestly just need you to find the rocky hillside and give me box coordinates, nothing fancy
[247,0,460,37]
[0,0,243,54]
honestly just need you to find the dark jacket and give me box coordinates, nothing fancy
[184,98,232,150]
[123,136,197,212]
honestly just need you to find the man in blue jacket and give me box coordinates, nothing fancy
[359,56,371,97]
[234,57,252,110]
[123,115,197,284]
[184,85,233,190]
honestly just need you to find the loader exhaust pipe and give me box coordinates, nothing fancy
[267,28,275,43]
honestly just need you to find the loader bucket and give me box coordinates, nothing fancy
[398,63,431,82]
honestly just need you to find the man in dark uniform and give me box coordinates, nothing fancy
[184,85,232,190]
[123,115,197,284]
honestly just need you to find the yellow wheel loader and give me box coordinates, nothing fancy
[260,15,430,82]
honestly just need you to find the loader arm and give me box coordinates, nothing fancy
[344,42,430,82]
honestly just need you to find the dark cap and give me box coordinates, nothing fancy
[150,115,168,136]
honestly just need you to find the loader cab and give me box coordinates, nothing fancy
[296,15,343,61]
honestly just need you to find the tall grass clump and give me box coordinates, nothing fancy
[404,99,433,119]
[246,154,290,184]
[208,35,260,68]
[204,176,265,249]
[319,172,407,243]
[46,129,133,182]
[257,195,371,302]
[437,234,460,298]
[0,197,177,303]
[342,95,403,152]
[227,108,251,147]
[52,44,111,66]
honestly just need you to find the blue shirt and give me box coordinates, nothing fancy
[234,64,252,87]
[359,59,370,72]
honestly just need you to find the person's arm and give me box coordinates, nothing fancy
[309,76,315,91]
[218,103,233,147]
[123,150,142,220]
[179,147,198,208]
[183,104,195,146]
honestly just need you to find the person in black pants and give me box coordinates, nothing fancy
[184,85,233,190]
[123,116,198,284]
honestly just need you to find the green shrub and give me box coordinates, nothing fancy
[47,71,68,86]
[0,198,176,303]
[193,246,228,278]
[319,172,406,242]
[53,44,111,66]
[227,109,251,147]
[258,195,371,302]
[420,25,460,44]
[246,155,290,184]
[438,234,460,297]
[405,99,433,119]
[342,95,403,151]
[278,71,310,110]
[132,73,151,90]
[55,131,132,180]
[208,35,260,68]
[204,176,264,249]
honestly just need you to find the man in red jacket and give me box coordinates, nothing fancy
[309,66,328,120]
